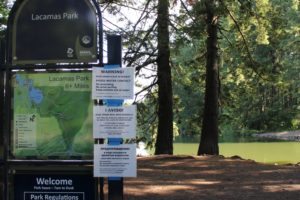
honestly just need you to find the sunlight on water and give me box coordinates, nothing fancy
[172,142,300,164]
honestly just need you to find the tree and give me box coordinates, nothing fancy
[100,0,174,153]
[101,0,300,152]
[155,0,173,154]
[197,0,219,155]
[217,0,300,134]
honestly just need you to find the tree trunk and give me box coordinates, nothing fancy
[198,1,219,155]
[155,0,173,155]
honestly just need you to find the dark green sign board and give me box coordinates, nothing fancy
[14,173,95,200]
[11,0,98,65]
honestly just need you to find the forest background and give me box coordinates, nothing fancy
[1,0,299,156]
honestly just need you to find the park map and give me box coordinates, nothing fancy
[12,71,93,158]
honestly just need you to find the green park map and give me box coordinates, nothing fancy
[12,71,93,159]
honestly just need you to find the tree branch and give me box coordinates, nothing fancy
[105,1,156,14]
[132,0,153,32]
[124,20,158,67]
[180,0,196,24]
[220,0,266,80]
[102,16,128,34]
[134,78,158,103]
[217,26,234,48]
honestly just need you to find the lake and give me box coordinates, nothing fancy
[172,142,300,164]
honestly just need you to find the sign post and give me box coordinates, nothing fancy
[3,0,103,200]
[93,35,137,200]
[0,39,5,200]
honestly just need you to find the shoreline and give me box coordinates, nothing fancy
[253,130,300,141]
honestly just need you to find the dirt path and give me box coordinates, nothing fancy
[123,155,300,200]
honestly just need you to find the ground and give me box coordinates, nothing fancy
[122,155,300,200]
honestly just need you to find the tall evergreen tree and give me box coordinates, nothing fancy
[155,0,173,154]
[197,0,219,155]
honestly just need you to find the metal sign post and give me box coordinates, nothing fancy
[92,35,137,200]
[105,65,125,200]
[106,36,124,200]
[0,39,5,200]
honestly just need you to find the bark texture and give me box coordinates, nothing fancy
[155,0,173,155]
[198,0,219,155]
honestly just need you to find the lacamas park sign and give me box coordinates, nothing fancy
[1,0,134,199]
[10,0,98,64]
[2,0,101,199]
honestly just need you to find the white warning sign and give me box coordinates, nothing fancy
[92,67,135,100]
[94,144,136,177]
[93,105,136,138]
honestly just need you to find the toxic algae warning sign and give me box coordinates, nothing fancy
[12,71,93,159]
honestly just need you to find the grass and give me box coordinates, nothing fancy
[171,142,300,164]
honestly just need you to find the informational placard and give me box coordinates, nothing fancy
[92,67,135,100]
[12,71,93,158]
[93,105,136,138]
[94,144,136,177]
[14,114,37,149]
[11,0,98,64]
[14,174,95,200]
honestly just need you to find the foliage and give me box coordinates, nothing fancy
[172,40,205,138]
[1,0,298,147]
[0,1,8,39]
[171,0,300,143]
[117,0,300,144]
[136,92,179,149]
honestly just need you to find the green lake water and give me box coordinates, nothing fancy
[171,142,300,164]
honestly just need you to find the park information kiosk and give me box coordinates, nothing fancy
[0,0,137,199]
[3,0,100,199]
